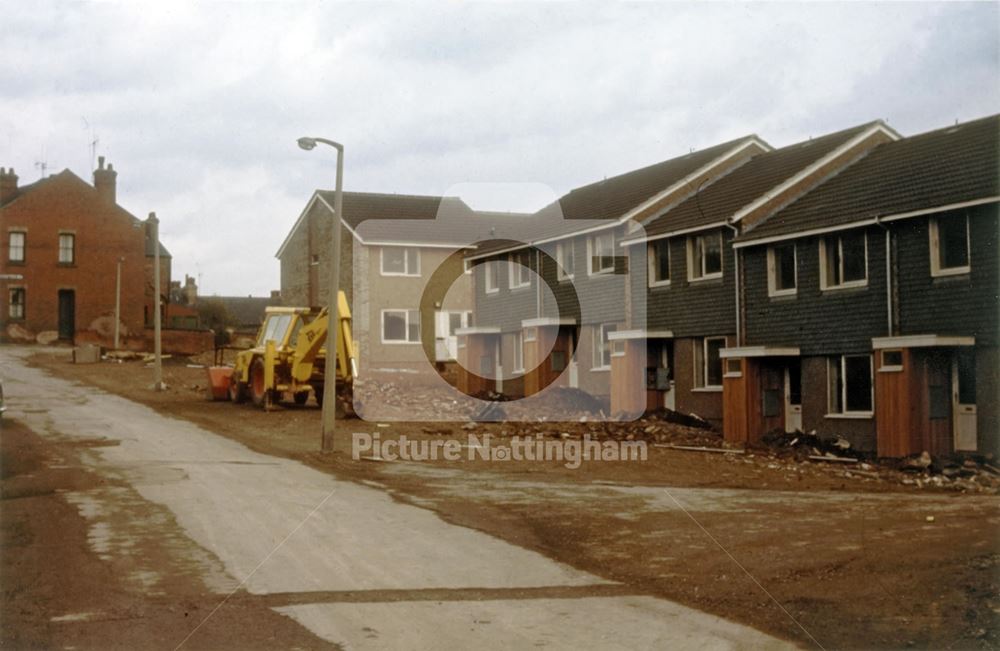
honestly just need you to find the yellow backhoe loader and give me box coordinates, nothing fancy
[208,291,357,414]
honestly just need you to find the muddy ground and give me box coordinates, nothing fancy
[15,349,1000,650]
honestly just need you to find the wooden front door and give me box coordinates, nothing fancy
[925,350,952,456]
[759,362,785,435]
[58,290,75,340]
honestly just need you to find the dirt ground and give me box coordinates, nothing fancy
[17,349,1000,650]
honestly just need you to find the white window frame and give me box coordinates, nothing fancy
[724,357,743,378]
[380,308,421,344]
[929,214,971,277]
[484,259,500,294]
[508,251,532,289]
[379,246,420,277]
[512,331,525,373]
[587,232,615,276]
[819,232,868,290]
[826,354,874,418]
[8,286,25,319]
[687,231,724,281]
[767,243,797,297]
[879,349,904,373]
[463,258,473,275]
[693,336,726,390]
[58,232,75,265]
[8,231,25,263]
[592,323,616,370]
[647,239,671,288]
[556,241,575,281]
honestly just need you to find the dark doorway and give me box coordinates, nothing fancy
[58,289,75,340]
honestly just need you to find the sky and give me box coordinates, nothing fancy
[2,1,997,296]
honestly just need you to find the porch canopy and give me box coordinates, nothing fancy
[720,346,800,358]
[871,335,975,349]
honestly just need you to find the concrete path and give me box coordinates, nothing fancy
[1,347,794,650]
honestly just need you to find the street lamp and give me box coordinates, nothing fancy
[298,135,344,452]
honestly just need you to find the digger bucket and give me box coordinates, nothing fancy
[205,366,234,401]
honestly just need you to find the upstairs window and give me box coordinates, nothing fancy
[8,232,25,263]
[648,239,671,287]
[688,231,723,280]
[8,287,25,319]
[930,214,970,276]
[484,259,499,293]
[820,231,867,289]
[509,250,532,289]
[380,247,420,276]
[827,354,873,415]
[556,241,575,280]
[767,242,797,296]
[694,336,725,388]
[382,309,420,343]
[588,232,615,275]
[58,233,75,265]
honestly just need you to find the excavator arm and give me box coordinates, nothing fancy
[291,291,356,383]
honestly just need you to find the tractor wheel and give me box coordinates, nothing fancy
[228,375,247,404]
[249,358,270,408]
[293,392,309,406]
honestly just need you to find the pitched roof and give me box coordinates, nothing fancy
[737,114,1000,244]
[638,121,887,239]
[468,134,765,257]
[1,168,173,258]
[276,191,520,257]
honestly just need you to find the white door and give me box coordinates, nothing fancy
[953,351,977,451]
[784,364,803,433]
[567,332,579,389]
[494,337,503,393]
[659,345,676,411]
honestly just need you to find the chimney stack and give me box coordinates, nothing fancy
[0,167,19,204]
[93,156,117,204]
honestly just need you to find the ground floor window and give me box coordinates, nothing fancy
[827,354,873,414]
[694,337,725,388]
[513,331,524,373]
[382,309,420,343]
[8,287,25,319]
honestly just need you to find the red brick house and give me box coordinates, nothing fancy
[0,158,171,346]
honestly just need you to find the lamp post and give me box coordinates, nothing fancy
[297,136,344,452]
[148,212,165,391]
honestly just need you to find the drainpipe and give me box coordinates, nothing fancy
[875,216,893,336]
[726,223,741,346]
[535,247,542,319]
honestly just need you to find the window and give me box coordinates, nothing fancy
[556,241,575,280]
[688,231,723,280]
[648,239,671,287]
[8,232,25,263]
[380,247,420,276]
[767,243,797,296]
[310,254,319,265]
[513,331,524,373]
[484,259,499,293]
[930,214,970,276]
[827,354,873,415]
[382,309,421,343]
[8,288,25,319]
[58,233,75,264]
[694,336,725,388]
[724,358,743,377]
[588,232,615,275]
[880,349,903,372]
[592,323,616,370]
[509,250,532,289]
[820,231,867,289]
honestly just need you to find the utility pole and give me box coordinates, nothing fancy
[114,256,123,349]
[148,212,165,391]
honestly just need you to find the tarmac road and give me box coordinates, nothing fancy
[1,347,793,650]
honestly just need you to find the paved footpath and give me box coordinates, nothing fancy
[1,347,794,650]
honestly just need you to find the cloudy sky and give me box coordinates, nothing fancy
[2,2,997,296]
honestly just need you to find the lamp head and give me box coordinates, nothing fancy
[297,137,317,151]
